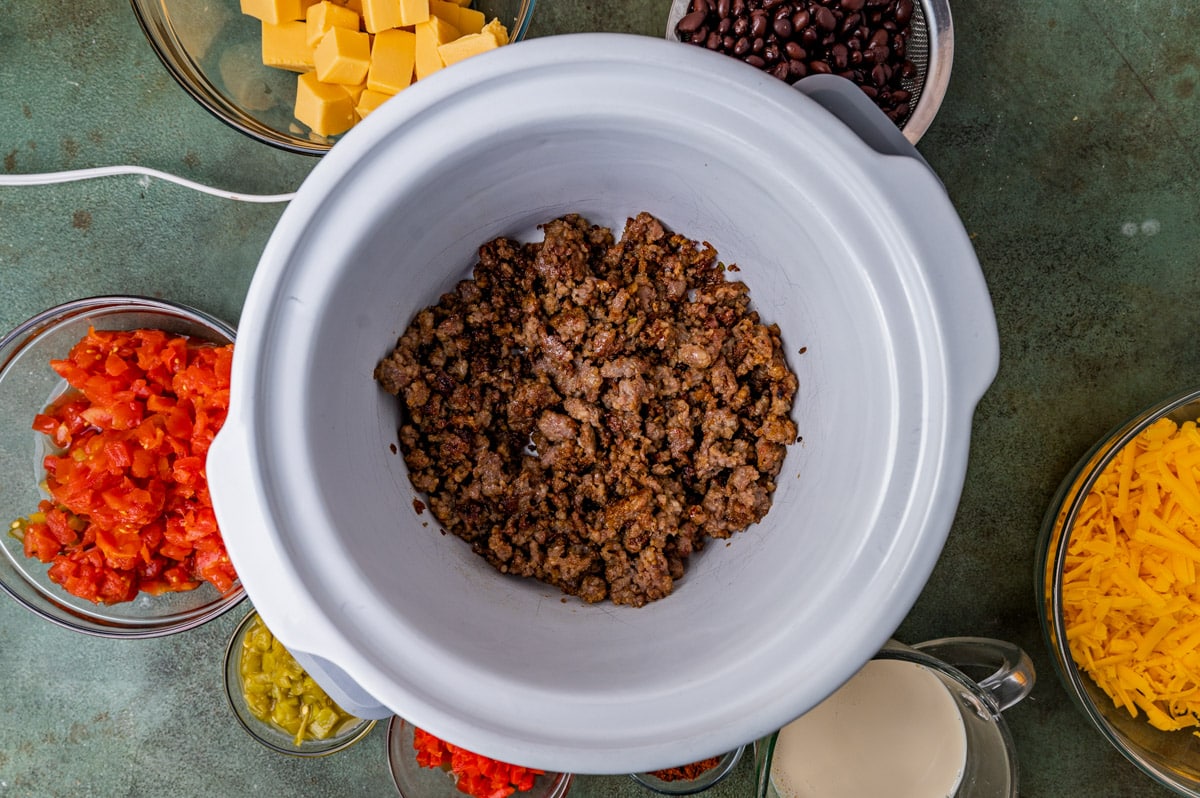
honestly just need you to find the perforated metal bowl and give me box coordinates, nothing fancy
[665,0,952,144]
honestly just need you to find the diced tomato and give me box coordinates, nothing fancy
[12,327,238,604]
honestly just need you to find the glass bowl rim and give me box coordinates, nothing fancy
[0,295,245,639]
[628,744,746,795]
[128,0,540,156]
[384,716,574,798]
[1038,385,1200,796]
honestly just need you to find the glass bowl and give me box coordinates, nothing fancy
[664,0,952,144]
[629,746,745,795]
[130,0,537,155]
[223,608,376,756]
[1039,387,1200,796]
[385,717,573,798]
[0,296,244,638]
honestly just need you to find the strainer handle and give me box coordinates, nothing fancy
[911,636,1036,712]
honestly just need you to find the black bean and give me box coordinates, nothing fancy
[733,16,748,35]
[895,0,914,25]
[745,54,766,67]
[841,12,860,34]
[774,17,793,37]
[784,40,806,60]
[752,36,764,52]
[694,0,710,15]
[813,6,836,31]
[801,27,819,45]
[706,31,722,49]
[808,59,832,74]
[787,58,807,78]
[676,9,707,34]
[764,42,781,62]
[830,42,848,69]
[891,88,910,102]
[723,34,736,49]
[717,0,730,18]
[732,0,746,16]
[792,8,809,28]
[733,36,750,55]
[750,11,768,38]
[840,0,864,9]
[770,61,791,80]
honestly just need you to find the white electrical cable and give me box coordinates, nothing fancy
[0,165,296,203]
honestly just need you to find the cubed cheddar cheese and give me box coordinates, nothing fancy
[429,0,482,34]
[368,29,416,94]
[306,0,360,48]
[413,15,459,79]
[294,71,355,136]
[398,0,430,26]
[436,30,496,67]
[482,17,509,46]
[261,21,314,72]
[242,0,316,24]
[361,0,401,33]
[314,26,371,84]
[355,89,392,118]
[248,0,512,136]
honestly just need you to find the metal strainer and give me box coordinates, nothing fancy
[665,0,953,145]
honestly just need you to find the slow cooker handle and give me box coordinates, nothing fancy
[797,73,999,407]
[793,74,936,178]
[209,416,395,720]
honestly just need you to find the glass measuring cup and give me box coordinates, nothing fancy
[754,637,1035,798]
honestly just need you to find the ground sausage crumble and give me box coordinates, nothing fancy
[375,213,799,607]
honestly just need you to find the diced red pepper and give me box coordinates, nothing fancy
[10,327,238,604]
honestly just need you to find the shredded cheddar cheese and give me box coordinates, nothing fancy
[1062,416,1200,733]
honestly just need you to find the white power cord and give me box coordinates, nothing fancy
[0,165,296,203]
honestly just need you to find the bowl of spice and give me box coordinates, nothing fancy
[0,296,244,638]
[223,608,376,755]
[630,746,745,794]
[130,0,536,154]
[1039,387,1200,795]
[665,0,952,143]
[386,717,573,798]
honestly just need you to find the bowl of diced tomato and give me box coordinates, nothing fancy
[0,296,244,637]
[386,717,573,798]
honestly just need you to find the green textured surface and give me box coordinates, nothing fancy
[1,0,1199,796]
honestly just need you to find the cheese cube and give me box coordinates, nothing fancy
[261,20,314,72]
[242,0,314,24]
[368,29,416,94]
[436,31,497,67]
[453,5,485,34]
[398,0,430,26]
[314,26,371,84]
[413,16,459,79]
[294,71,355,136]
[344,80,368,103]
[306,1,360,48]
[355,89,392,118]
[334,0,363,13]
[361,0,401,33]
[482,17,509,46]
[429,0,482,33]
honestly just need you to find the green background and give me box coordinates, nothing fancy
[1,1,1199,796]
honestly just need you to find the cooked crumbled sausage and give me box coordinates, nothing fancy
[375,213,799,607]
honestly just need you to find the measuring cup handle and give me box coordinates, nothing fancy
[910,636,1036,712]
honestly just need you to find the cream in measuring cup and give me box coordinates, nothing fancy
[755,637,1035,798]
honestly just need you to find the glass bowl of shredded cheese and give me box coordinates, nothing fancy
[130,0,536,155]
[1040,386,1200,795]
